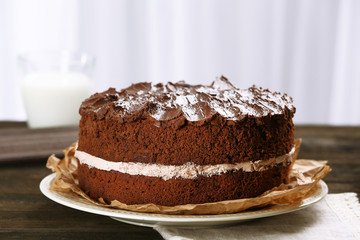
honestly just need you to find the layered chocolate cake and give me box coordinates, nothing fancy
[75,76,296,206]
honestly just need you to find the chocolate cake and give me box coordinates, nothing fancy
[75,76,296,206]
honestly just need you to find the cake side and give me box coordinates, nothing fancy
[78,163,291,206]
[77,112,294,165]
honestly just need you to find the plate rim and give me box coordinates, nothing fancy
[40,173,328,223]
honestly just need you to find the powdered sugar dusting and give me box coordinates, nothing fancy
[81,76,295,123]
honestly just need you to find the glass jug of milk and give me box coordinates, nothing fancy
[18,52,95,129]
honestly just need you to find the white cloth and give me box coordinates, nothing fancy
[154,193,360,240]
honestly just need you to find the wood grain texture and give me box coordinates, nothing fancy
[295,126,360,195]
[0,123,78,162]
[0,122,359,239]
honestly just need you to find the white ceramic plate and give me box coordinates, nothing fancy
[40,173,328,228]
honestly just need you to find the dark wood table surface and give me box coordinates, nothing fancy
[1,122,359,239]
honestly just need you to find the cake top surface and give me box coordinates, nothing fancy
[80,76,295,125]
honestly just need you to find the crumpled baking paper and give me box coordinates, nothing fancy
[46,139,330,215]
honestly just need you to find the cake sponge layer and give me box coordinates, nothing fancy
[78,162,291,206]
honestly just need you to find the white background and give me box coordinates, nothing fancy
[0,0,360,125]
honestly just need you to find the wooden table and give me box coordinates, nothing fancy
[1,122,359,239]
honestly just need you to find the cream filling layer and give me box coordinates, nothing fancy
[75,147,294,181]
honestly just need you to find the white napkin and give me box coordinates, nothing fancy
[154,193,360,240]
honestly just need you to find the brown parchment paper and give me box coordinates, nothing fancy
[46,140,331,215]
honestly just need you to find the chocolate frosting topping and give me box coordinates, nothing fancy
[80,76,295,127]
